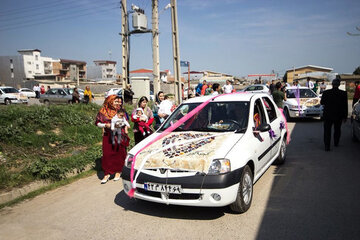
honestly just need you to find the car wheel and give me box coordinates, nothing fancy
[230,165,253,213]
[284,108,292,122]
[44,100,50,106]
[352,125,359,142]
[274,137,287,165]
[4,98,11,105]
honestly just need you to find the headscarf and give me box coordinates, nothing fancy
[99,95,121,119]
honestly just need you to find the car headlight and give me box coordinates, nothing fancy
[208,159,231,175]
[125,154,134,168]
[289,104,300,109]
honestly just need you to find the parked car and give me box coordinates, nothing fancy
[105,88,122,98]
[66,88,94,103]
[39,88,73,105]
[19,88,36,98]
[240,84,270,94]
[0,86,28,105]
[121,93,287,213]
[282,86,323,121]
[351,100,360,142]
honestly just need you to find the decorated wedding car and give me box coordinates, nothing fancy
[121,93,289,213]
[283,86,323,121]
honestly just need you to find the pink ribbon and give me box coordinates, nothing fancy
[295,86,301,116]
[127,93,229,197]
[279,108,291,144]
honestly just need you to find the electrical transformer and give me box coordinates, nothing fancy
[132,12,147,31]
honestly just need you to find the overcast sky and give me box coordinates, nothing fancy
[0,0,359,77]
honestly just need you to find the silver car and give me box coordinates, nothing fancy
[351,100,360,142]
[39,88,73,105]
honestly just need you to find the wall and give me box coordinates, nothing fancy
[0,56,25,87]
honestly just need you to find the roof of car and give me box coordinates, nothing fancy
[286,86,311,90]
[0,86,15,89]
[184,92,266,103]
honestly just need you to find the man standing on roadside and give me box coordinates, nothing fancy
[306,77,314,89]
[269,80,276,94]
[272,82,287,108]
[222,80,234,94]
[33,84,40,98]
[320,77,348,151]
[352,81,360,106]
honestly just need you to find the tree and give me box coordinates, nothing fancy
[353,66,360,75]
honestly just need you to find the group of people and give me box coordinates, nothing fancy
[71,86,93,104]
[96,91,174,184]
[195,80,235,96]
[32,84,49,98]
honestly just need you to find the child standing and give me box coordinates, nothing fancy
[111,109,130,146]
[133,108,151,136]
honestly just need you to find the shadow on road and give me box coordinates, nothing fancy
[114,190,230,220]
[256,119,360,239]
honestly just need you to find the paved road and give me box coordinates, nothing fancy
[1,115,360,239]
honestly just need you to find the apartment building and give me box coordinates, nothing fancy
[52,59,87,82]
[87,60,116,82]
[0,49,56,87]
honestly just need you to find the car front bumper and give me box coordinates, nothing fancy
[288,108,323,118]
[121,166,243,207]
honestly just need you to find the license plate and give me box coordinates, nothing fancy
[306,108,320,113]
[144,182,182,194]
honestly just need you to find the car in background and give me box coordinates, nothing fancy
[19,88,36,98]
[0,86,28,105]
[240,84,270,94]
[282,86,323,121]
[351,100,360,142]
[39,88,73,105]
[105,88,122,98]
[67,88,94,103]
[121,93,287,213]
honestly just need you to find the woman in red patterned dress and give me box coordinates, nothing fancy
[95,95,129,184]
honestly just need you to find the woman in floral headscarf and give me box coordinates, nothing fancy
[95,95,129,184]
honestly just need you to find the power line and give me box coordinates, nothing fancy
[0,1,119,26]
[0,6,119,32]
[0,0,81,16]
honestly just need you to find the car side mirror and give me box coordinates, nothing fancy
[257,123,271,132]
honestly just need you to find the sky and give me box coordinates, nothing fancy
[0,0,360,78]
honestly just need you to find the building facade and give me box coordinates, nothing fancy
[285,65,334,84]
[87,60,116,82]
[0,49,57,87]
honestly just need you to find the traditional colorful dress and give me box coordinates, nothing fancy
[131,106,154,145]
[95,95,129,175]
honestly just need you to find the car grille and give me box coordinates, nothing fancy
[137,188,202,200]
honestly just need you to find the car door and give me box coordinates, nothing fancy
[0,89,4,103]
[57,89,68,103]
[251,97,272,172]
[261,96,282,160]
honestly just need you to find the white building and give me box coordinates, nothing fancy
[0,49,56,87]
[87,60,117,82]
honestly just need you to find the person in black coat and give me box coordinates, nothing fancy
[320,78,348,151]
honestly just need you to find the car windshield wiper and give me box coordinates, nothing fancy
[235,127,247,133]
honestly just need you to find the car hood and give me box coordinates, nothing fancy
[286,98,321,106]
[130,131,242,173]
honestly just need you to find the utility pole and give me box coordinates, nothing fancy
[170,0,182,104]
[152,0,160,96]
[121,0,128,94]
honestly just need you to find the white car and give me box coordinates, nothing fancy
[104,88,122,98]
[283,86,323,121]
[240,84,270,94]
[0,86,28,105]
[19,88,36,98]
[121,93,288,213]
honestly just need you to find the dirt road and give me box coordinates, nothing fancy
[1,120,359,240]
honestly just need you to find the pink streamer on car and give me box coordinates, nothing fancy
[295,86,301,116]
[127,93,232,197]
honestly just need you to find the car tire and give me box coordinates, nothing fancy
[284,108,292,122]
[4,98,11,105]
[274,137,287,165]
[44,100,50,106]
[68,100,73,104]
[230,165,253,213]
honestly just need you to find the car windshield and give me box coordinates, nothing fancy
[2,88,19,93]
[286,89,317,98]
[159,101,250,132]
